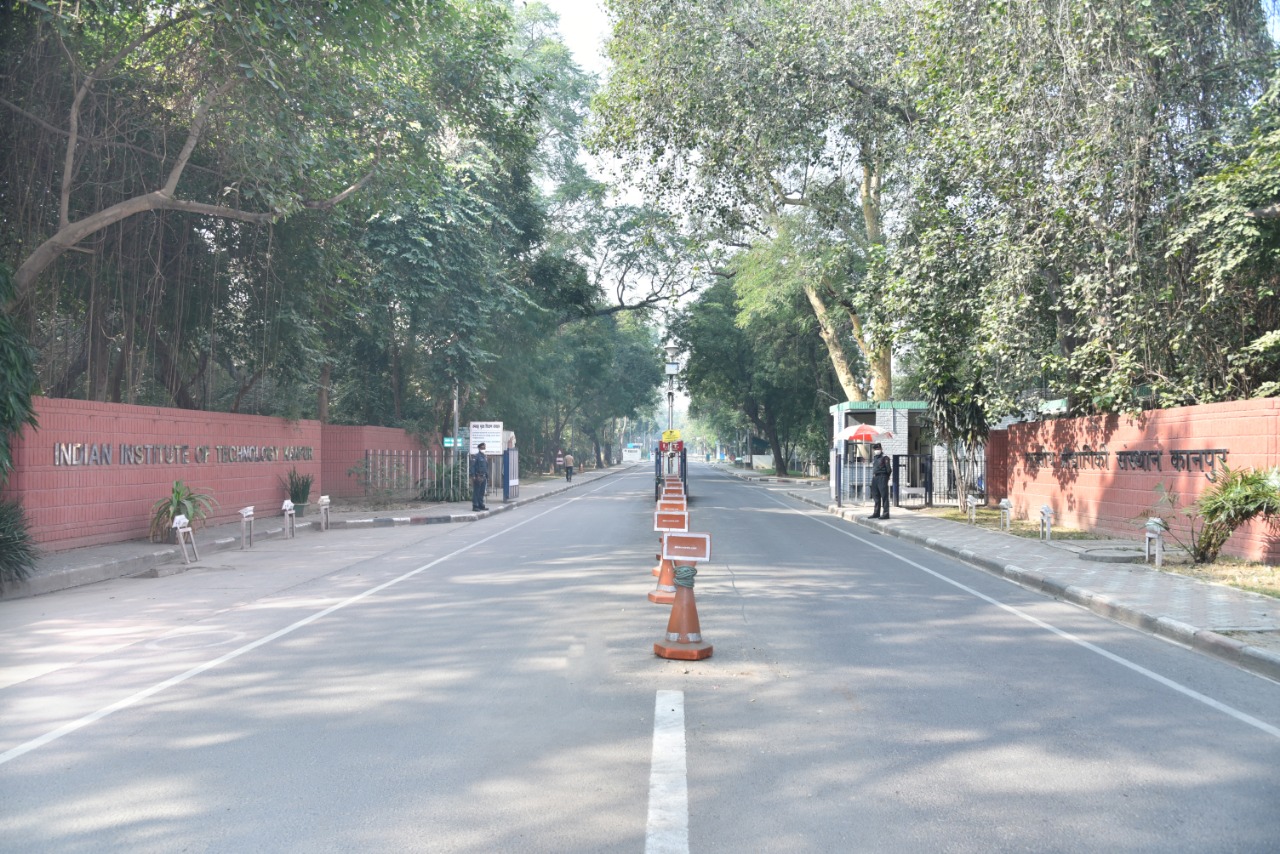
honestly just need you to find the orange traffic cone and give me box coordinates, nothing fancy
[654,566,712,660]
[648,558,677,604]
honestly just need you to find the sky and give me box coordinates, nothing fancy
[535,0,612,77]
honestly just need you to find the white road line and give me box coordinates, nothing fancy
[761,490,1280,741]
[0,482,617,768]
[646,690,690,854]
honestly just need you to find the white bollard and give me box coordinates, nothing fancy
[998,498,1012,532]
[172,513,199,563]
[1039,505,1054,541]
[1145,517,1165,568]
[239,506,254,549]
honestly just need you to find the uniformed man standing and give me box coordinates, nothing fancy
[868,443,891,520]
[470,442,489,511]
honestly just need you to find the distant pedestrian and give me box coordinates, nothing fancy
[564,452,575,482]
[470,443,489,511]
[868,443,891,520]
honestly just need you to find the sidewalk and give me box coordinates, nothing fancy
[1,466,628,602]
[720,465,1280,683]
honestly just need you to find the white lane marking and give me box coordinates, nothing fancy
[758,490,1280,741]
[646,690,690,854]
[0,482,617,768]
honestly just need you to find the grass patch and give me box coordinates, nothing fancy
[1164,559,1280,599]
[914,505,1103,540]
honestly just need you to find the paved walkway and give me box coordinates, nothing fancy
[2,468,617,601]
[721,466,1280,682]
[5,462,1279,683]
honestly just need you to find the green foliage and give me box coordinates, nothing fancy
[149,480,218,543]
[1193,466,1280,564]
[0,499,37,589]
[597,0,1278,415]
[0,264,38,485]
[674,275,836,476]
[282,467,313,504]
[418,458,471,503]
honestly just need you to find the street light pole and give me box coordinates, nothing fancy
[664,341,680,475]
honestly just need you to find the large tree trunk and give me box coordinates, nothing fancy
[860,147,892,401]
[763,410,787,477]
[802,281,864,401]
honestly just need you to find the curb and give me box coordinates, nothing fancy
[3,469,624,601]
[785,489,1280,683]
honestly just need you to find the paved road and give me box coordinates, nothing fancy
[1,463,1278,852]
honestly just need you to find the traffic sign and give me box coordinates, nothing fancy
[662,429,682,442]
[443,437,455,447]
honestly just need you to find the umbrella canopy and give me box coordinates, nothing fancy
[837,424,893,443]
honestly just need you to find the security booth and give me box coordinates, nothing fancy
[655,431,687,500]
[829,400,929,508]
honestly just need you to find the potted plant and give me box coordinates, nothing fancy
[283,467,314,516]
[150,480,217,543]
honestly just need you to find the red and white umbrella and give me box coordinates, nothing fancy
[836,424,893,443]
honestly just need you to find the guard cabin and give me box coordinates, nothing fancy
[829,400,974,510]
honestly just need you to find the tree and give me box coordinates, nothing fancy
[595,0,913,400]
[897,0,1277,412]
[2,1,516,306]
[674,278,834,476]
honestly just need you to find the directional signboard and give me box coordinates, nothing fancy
[661,532,711,563]
[654,510,689,533]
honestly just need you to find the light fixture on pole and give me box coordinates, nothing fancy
[664,341,680,432]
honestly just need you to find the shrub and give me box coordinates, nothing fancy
[1193,466,1280,563]
[150,480,217,542]
[282,467,313,504]
[0,499,36,589]
[419,458,470,503]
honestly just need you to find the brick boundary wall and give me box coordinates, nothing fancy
[0,398,432,552]
[320,424,434,498]
[985,398,1280,562]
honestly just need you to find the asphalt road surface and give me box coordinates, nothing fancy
[2,463,1278,853]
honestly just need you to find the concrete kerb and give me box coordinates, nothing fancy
[1,465,631,601]
[780,488,1280,683]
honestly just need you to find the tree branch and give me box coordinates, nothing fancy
[1247,201,1280,220]
[301,165,381,211]
[61,6,203,229]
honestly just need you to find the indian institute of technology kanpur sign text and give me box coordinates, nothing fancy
[52,442,315,467]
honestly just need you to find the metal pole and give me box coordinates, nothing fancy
[452,381,460,471]
[666,383,674,474]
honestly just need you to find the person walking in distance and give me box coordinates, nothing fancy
[470,442,489,511]
[563,452,575,482]
[868,442,891,520]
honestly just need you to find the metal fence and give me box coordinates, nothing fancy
[360,449,470,500]
[836,446,987,508]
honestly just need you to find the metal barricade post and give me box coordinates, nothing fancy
[239,506,254,549]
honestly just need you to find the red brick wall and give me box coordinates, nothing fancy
[985,429,1009,503]
[1,398,431,551]
[321,424,433,498]
[999,399,1280,561]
